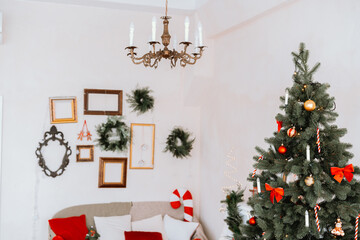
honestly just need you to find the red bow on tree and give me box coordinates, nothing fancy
[276,120,283,132]
[265,183,284,204]
[331,164,354,183]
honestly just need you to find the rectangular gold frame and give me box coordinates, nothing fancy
[130,123,155,169]
[84,89,123,115]
[76,145,94,162]
[50,97,77,124]
[98,157,127,188]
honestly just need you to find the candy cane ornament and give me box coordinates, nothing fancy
[316,127,321,153]
[314,204,321,232]
[170,189,193,222]
[355,214,360,239]
[252,155,264,178]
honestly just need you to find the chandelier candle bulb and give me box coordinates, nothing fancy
[257,178,261,193]
[152,16,157,41]
[285,89,289,105]
[184,16,190,42]
[129,22,135,46]
[198,22,203,46]
[194,31,199,53]
[306,145,310,161]
[305,210,309,227]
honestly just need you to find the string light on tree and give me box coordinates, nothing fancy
[305,175,315,186]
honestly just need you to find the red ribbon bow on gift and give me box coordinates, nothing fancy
[331,164,354,183]
[276,120,283,133]
[265,183,284,204]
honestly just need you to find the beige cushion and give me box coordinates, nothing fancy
[52,202,132,229]
[130,201,184,221]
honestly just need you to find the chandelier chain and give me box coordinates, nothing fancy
[165,0,168,17]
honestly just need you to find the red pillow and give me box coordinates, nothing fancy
[52,236,64,240]
[124,231,163,240]
[49,215,88,240]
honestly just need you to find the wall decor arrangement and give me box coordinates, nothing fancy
[130,123,155,169]
[76,145,94,162]
[84,89,123,116]
[96,116,130,152]
[35,126,72,178]
[98,157,127,188]
[78,120,92,141]
[126,86,154,115]
[164,127,195,159]
[50,97,78,124]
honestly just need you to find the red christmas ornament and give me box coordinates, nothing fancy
[278,145,287,154]
[249,217,256,225]
[276,120,283,132]
[287,127,297,138]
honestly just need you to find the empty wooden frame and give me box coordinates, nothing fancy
[76,145,94,162]
[98,157,127,188]
[130,123,155,169]
[84,89,123,115]
[50,97,77,124]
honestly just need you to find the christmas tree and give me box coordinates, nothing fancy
[224,43,360,240]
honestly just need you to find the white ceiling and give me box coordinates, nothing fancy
[26,0,209,14]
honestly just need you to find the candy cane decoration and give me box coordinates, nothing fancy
[252,155,264,178]
[316,127,321,153]
[314,204,321,232]
[170,189,193,222]
[355,214,360,239]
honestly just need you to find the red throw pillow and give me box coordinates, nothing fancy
[49,215,88,240]
[124,231,163,240]
[52,236,65,240]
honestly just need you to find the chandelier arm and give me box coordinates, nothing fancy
[179,52,201,65]
[130,54,149,65]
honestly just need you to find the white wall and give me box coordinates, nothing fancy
[198,0,360,239]
[0,1,203,239]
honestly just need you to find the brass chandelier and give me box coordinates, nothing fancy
[125,0,206,68]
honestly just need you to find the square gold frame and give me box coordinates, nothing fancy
[76,145,94,162]
[130,123,155,169]
[50,97,78,124]
[98,157,127,188]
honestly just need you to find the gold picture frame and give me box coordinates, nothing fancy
[130,123,155,169]
[84,89,123,116]
[76,145,94,162]
[98,158,127,188]
[50,97,77,124]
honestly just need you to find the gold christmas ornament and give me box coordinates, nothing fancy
[331,218,345,237]
[305,175,315,186]
[304,100,316,111]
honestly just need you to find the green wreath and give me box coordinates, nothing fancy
[126,87,154,114]
[164,127,195,159]
[96,116,130,152]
